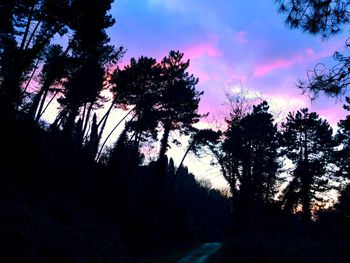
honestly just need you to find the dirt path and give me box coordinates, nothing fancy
[176,243,222,263]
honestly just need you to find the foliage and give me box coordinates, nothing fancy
[280,108,335,219]
[275,0,350,100]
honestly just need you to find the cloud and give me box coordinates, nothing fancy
[184,42,221,60]
[268,95,308,110]
[253,55,304,77]
[252,38,346,78]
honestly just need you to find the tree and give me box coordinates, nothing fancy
[275,0,350,100]
[280,108,335,220]
[86,113,99,158]
[110,56,162,151]
[27,44,69,122]
[239,101,280,204]
[275,0,350,37]
[158,50,203,162]
[57,0,121,139]
[334,97,350,179]
[0,0,70,112]
[222,101,280,229]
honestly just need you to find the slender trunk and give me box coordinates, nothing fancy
[28,81,48,119]
[174,142,194,183]
[302,130,311,221]
[19,3,35,51]
[82,102,94,136]
[97,101,115,143]
[63,104,79,137]
[35,87,50,121]
[30,24,63,59]
[24,20,41,50]
[127,130,138,144]
[81,103,87,125]
[36,90,58,122]
[134,131,142,150]
[158,120,172,162]
[156,120,171,203]
[62,35,75,56]
[95,109,136,161]
[50,108,66,130]
[18,58,40,110]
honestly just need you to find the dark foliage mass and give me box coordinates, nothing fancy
[0,0,350,262]
[275,0,350,100]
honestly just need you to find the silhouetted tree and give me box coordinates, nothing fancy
[199,90,261,199]
[157,50,203,163]
[280,108,335,220]
[275,0,350,100]
[58,0,121,140]
[223,101,280,229]
[27,44,69,121]
[275,0,350,37]
[110,56,162,151]
[335,184,350,232]
[104,121,142,213]
[333,97,350,180]
[239,101,280,204]
[86,113,99,158]
[0,0,70,112]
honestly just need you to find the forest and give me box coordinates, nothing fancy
[1,0,350,262]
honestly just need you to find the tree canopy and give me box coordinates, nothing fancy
[275,0,350,100]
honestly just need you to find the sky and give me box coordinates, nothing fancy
[102,0,350,188]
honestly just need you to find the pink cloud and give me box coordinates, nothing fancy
[184,43,221,60]
[254,55,304,77]
[253,41,345,78]
[235,31,248,44]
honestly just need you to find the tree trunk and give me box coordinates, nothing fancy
[36,90,58,122]
[158,120,172,162]
[28,82,48,119]
[35,87,51,122]
[19,3,35,51]
[174,141,194,185]
[63,104,79,138]
[95,109,136,161]
[24,20,41,50]
[301,130,311,221]
[82,102,94,136]
[18,58,40,110]
[97,101,116,143]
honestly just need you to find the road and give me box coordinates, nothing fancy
[176,243,222,263]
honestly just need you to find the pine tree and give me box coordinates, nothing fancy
[110,56,162,149]
[27,44,69,121]
[334,97,350,179]
[0,0,70,112]
[280,108,335,220]
[158,50,203,162]
[275,0,350,99]
[58,0,121,139]
[222,101,280,229]
[275,0,350,37]
[239,101,280,203]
